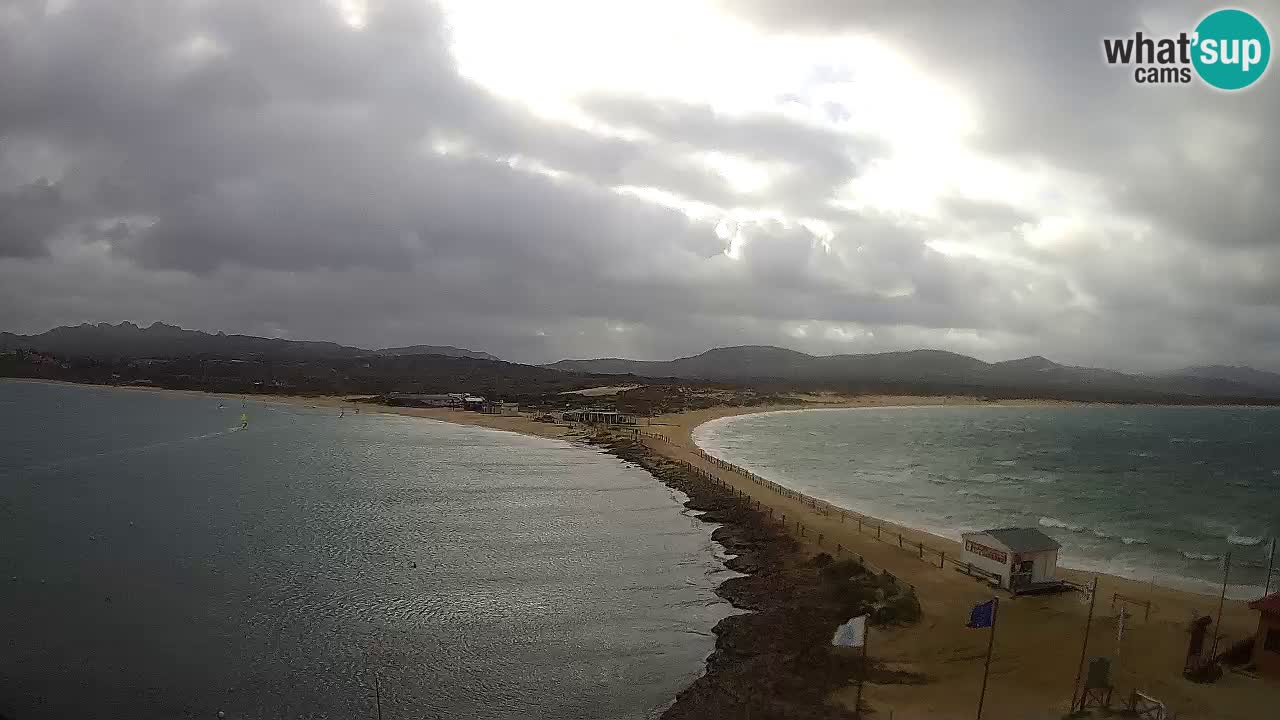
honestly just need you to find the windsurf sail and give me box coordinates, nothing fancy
[240,413,249,429]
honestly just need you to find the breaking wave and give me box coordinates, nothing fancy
[1039,516,1084,532]
[1181,551,1222,562]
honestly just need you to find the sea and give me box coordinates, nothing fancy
[694,405,1280,599]
[0,380,736,720]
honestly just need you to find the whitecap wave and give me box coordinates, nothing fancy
[1181,551,1222,562]
[1227,534,1266,547]
[1039,516,1083,532]
[1121,537,1149,546]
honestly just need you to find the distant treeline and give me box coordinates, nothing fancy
[0,349,610,400]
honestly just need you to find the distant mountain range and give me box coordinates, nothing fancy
[1162,364,1280,392]
[548,345,1280,399]
[7,323,1280,401]
[0,322,500,362]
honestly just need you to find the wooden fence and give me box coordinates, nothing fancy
[621,429,1007,590]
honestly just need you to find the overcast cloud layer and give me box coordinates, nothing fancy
[1,0,1278,369]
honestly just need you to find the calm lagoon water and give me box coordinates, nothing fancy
[695,405,1280,598]
[0,380,734,719]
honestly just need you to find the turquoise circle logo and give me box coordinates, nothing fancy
[1192,9,1270,90]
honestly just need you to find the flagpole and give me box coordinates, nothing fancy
[976,596,999,720]
[856,623,870,719]
[1265,539,1276,598]
[1068,577,1099,713]
[1209,551,1231,658]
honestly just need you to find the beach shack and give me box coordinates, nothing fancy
[960,527,1061,592]
[385,392,465,408]
[560,408,636,425]
[480,400,520,416]
[1248,592,1280,680]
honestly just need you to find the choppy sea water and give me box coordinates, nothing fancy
[694,405,1280,599]
[0,380,735,719]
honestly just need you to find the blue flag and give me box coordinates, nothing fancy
[967,599,996,628]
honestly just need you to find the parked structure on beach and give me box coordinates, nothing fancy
[385,392,466,407]
[960,527,1061,592]
[561,408,636,425]
[1248,592,1280,679]
[480,400,520,416]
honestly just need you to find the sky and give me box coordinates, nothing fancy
[1,0,1278,370]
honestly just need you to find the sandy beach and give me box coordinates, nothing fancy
[404,394,1275,719]
[19,379,1277,718]
[635,401,1274,719]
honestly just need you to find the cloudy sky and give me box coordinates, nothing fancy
[1,0,1277,369]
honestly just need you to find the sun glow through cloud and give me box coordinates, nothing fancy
[435,0,1056,233]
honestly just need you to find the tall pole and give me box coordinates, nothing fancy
[374,671,383,720]
[1209,551,1231,659]
[1069,577,1099,713]
[976,597,1000,720]
[855,623,870,719]
[1265,539,1276,598]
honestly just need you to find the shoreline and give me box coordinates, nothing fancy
[593,433,924,719]
[11,378,1278,717]
[634,403,1273,717]
[689,408,1273,601]
[18,377,1263,603]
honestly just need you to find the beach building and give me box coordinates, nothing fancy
[960,527,1061,592]
[1248,592,1280,679]
[386,392,465,407]
[560,408,636,425]
[462,396,486,411]
[480,400,520,416]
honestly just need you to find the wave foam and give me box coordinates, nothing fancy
[1121,537,1149,545]
[1039,516,1083,532]
[1227,534,1266,547]
[1181,551,1222,562]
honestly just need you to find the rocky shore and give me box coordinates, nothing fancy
[594,436,923,719]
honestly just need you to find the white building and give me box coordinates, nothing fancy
[960,527,1061,592]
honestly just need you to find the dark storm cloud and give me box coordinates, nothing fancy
[0,179,64,257]
[1,0,1278,370]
